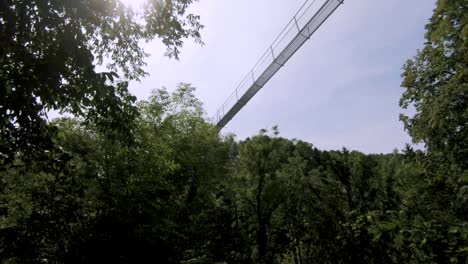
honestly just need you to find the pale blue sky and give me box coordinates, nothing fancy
[123,0,436,153]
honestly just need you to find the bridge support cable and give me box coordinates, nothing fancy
[213,0,343,129]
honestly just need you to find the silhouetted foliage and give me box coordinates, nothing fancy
[1,0,467,263]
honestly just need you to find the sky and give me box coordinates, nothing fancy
[121,0,436,153]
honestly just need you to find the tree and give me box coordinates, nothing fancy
[232,131,297,263]
[0,84,232,263]
[400,0,468,169]
[0,0,203,164]
[398,1,468,262]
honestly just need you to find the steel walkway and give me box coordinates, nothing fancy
[213,0,343,128]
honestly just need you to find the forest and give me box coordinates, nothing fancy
[0,0,467,263]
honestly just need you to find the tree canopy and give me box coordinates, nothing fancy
[0,0,467,263]
[0,0,203,165]
[400,0,468,169]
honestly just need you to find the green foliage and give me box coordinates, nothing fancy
[0,84,229,263]
[400,0,468,169]
[0,0,203,165]
[1,0,467,263]
[397,1,468,262]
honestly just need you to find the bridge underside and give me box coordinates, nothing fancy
[214,0,343,129]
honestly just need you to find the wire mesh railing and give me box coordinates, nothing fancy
[212,0,343,127]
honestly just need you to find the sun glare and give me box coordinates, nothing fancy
[119,0,147,10]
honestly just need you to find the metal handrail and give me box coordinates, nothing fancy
[213,0,343,126]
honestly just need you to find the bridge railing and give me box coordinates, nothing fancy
[213,0,343,126]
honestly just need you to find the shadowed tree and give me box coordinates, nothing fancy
[0,0,204,165]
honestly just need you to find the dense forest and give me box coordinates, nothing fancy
[0,0,467,263]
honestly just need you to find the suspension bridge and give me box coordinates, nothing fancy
[213,0,343,129]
